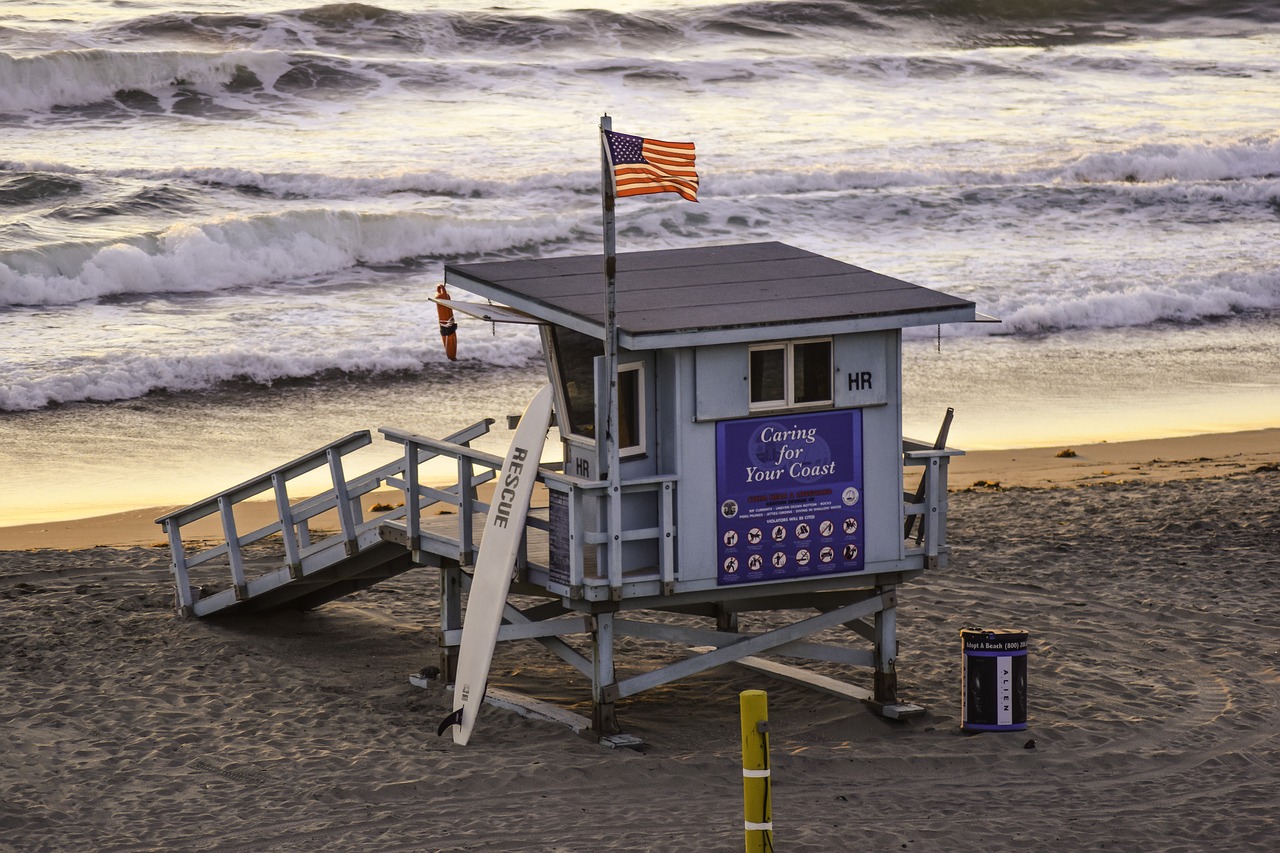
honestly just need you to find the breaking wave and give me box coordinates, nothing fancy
[0,208,580,307]
[990,269,1280,335]
[0,328,544,412]
[7,0,1280,117]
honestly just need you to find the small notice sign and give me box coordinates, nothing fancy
[715,410,864,585]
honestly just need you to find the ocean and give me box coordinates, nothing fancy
[3,0,1279,525]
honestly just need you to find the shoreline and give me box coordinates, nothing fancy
[2,427,1277,552]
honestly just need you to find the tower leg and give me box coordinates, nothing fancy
[591,611,620,735]
[716,605,739,634]
[874,586,898,705]
[439,564,462,682]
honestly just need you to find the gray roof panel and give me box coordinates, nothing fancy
[445,242,975,346]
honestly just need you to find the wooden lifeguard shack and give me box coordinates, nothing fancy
[157,240,975,741]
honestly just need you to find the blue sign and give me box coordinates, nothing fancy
[716,410,865,585]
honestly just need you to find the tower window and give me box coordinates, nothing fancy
[749,339,832,410]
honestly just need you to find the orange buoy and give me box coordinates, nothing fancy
[436,283,458,361]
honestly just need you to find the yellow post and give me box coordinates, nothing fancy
[740,689,773,852]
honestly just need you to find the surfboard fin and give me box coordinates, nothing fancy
[437,708,464,737]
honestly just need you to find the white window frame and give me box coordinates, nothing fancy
[748,337,833,412]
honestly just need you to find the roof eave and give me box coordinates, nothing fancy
[622,304,978,350]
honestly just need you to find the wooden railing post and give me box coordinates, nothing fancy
[405,442,422,550]
[606,483,623,600]
[165,521,195,615]
[327,448,359,555]
[903,444,963,561]
[935,454,952,550]
[659,480,675,593]
[922,456,942,565]
[271,472,302,579]
[217,496,248,600]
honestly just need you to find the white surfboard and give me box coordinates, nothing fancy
[438,383,554,745]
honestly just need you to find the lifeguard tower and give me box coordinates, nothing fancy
[157,240,974,741]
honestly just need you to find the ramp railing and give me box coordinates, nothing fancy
[902,439,963,568]
[157,419,494,615]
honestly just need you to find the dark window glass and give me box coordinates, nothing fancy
[618,366,640,451]
[749,347,785,405]
[551,326,599,439]
[793,340,832,404]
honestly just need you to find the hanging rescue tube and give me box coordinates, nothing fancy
[436,283,458,361]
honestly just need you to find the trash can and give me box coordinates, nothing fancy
[960,628,1028,732]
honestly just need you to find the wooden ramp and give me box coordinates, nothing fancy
[156,419,496,618]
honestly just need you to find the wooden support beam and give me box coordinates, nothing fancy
[615,592,892,699]
[616,619,874,668]
[440,615,591,645]
[447,569,594,679]
[733,655,872,701]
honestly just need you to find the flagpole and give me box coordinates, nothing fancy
[599,113,622,598]
[599,115,619,483]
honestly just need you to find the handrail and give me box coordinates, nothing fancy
[156,431,372,528]
[379,427,504,472]
[903,446,965,461]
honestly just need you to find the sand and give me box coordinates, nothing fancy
[2,430,1278,851]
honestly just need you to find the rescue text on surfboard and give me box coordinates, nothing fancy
[493,447,529,529]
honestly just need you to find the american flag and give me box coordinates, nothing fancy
[603,130,698,202]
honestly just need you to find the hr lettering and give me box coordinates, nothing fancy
[848,371,873,391]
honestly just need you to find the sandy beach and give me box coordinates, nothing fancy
[2,429,1278,851]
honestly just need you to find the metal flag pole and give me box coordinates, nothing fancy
[599,113,623,598]
[598,114,619,483]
